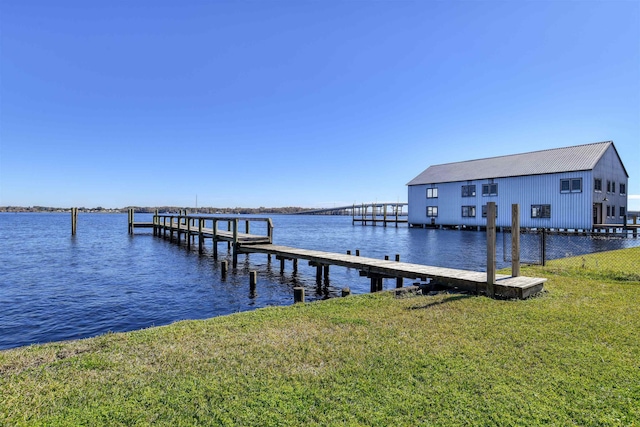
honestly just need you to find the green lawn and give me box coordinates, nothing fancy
[2,248,639,426]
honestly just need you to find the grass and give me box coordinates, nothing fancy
[2,248,639,426]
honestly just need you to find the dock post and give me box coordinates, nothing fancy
[280,257,286,273]
[249,271,257,295]
[294,287,305,303]
[128,208,134,234]
[486,202,496,298]
[341,287,351,297]
[383,204,387,227]
[347,250,351,255]
[395,254,403,287]
[245,220,250,234]
[177,212,182,243]
[232,218,239,268]
[212,219,218,259]
[153,209,159,236]
[186,217,191,250]
[71,208,78,235]
[293,259,298,273]
[356,249,360,256]
[221,260,228,279]
[323,265,330,280]
[511,204,521,277]
[315,265,322,283]
[352,204,355,225]
[198,219,204,254]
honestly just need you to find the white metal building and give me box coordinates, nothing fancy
[407,141,629,230]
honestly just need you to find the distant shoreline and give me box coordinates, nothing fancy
[0,206,311,215]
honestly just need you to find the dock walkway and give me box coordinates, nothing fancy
[129,211,545,299]
[241,244,545,299]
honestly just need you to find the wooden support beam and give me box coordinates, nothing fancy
[511,204,520,277]
[486,202,496,298]
[249,271,257,295]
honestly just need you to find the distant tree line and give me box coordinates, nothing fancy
[0,206,311,214]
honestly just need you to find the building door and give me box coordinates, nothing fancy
[593,203,602,225]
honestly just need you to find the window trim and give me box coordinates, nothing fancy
[461,185,476,198]
[481,204,498,218]
[531,204,551,219]
[426,187,438,199]
[461,205,476,217]
[620,183,626,195]
[426,206,438,217]
[561,178,582,193]
[482,183,498,196]
[594,178,602,192]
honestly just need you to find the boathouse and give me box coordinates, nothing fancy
[407,141,629,230]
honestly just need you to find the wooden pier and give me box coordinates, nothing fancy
[352,203,408,227]
[129,209,545,299]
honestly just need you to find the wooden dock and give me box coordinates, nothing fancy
[239,244,545,299]
[129,210,545,299]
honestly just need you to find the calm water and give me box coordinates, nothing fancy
[1,213,638,350]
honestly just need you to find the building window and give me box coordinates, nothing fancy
[561,178,582,193]
[606,206,611,217]
[461,185,476,197]
[482,205,498,218]
[594,178,602,192]
[620,183,626,195]
[482,183,497,196]
[426,206,438,217]
[426,188,438,199]
[462,206,476,217]
[620,206,626,217]
[531,204,551,219]
[607,180,611,193]
[612,182,616,193]
[612,206,615,218]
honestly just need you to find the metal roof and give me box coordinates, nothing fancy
[407,141,623,186]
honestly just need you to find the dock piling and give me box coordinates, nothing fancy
[294,287,305,303]
[486,202,496,298]
[71,207,78,235]
[249,271,257,295]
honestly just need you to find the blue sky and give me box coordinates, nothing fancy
[1,1,638,209]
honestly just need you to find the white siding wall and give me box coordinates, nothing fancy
[408,171,594,229]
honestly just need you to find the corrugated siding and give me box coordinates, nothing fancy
[592,145,629,224]
[408,172,593,229]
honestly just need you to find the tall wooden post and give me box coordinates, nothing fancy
[198,218,204,254]
[511,204,521,277]
[153,209,159,236]
[383,204,387,227]
[232,218,239,268]
[71,208,78,235]
[177,212,182,243]
[249,271,257,295]
[187,217,192,250]
[128,208,134,235]
[486,202,496,298]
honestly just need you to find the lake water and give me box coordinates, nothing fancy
[1,213,638,350]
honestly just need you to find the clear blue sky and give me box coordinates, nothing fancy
[1,1,638,209]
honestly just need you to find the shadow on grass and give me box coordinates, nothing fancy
[407,294,475,310]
